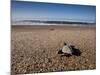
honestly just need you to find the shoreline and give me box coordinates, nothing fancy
[11,24,96,29]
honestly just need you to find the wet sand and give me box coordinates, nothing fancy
[11,25,96,74]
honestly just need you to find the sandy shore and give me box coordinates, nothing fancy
[11,25,96,74]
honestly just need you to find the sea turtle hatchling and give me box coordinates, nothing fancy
[58,42,81,57]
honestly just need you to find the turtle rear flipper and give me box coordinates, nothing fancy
[58,49,63,54]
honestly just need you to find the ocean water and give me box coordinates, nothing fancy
[11,20,96,27]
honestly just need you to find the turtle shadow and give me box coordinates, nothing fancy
[70,45,82,56]
[61,54,72,57]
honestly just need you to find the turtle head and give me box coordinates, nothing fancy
[64,42,67,45]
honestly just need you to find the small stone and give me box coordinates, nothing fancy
[45,58,49,63]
